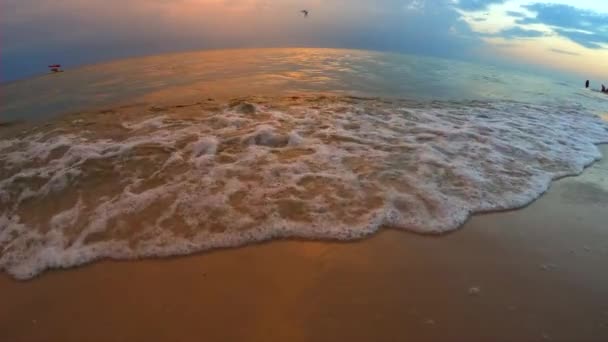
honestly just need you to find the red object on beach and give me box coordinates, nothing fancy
[48,64,61,68]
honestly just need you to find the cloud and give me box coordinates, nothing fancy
[456,0,507,11]
[549,48,580,56]
[492,42,516,48]
[553,29,606,49]
[501,27,545,38]
[505,11,526,18]
[486,26,546,39]
[521,4,608,31]
[519,4,608,49]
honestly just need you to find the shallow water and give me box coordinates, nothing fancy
[1,49,607,279]
[3,48,606,121]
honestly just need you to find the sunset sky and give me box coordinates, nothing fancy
[2,0,607,81]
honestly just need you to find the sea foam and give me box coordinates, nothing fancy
[1,95,607,279]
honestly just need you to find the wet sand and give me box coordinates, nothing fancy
[1,146,607,342]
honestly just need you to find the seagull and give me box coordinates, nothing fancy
[301,10,309,17]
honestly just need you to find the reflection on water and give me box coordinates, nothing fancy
[2,48,605,121]
[2,48,608,279]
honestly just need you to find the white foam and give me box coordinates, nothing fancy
[122,115,167,130]
[0,139,17,151]
[244,125,289,147]
[190,137,218,157]
[287,131,304,146]
[1,96,607,279]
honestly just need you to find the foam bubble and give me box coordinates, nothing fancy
[288,131,304,146]
[190,137,218,157]
[122,115,167,130]
[244,125,289,147]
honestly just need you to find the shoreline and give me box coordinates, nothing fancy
[2,142,606,280]
[1,96,607,281]
[1,146,607,341]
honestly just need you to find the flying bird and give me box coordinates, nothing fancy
[301,10,309,17]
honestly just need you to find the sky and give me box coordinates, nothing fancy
[1,0,607,81]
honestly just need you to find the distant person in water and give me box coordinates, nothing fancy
[602,84,606,93]
[48,64,63,73]
[585,80,589,88]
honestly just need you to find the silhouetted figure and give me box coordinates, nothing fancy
[602,84,606,93]
[48,64,63,73]
[301,10,309,17]
[585,80,589,88]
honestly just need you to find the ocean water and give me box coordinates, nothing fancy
[1,48,607,279]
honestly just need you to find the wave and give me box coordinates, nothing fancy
[1,95,607,279]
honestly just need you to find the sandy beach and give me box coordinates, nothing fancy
[4,0,608,339]
[1,145,606,342]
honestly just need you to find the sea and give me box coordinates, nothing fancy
[1,48,607,279]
